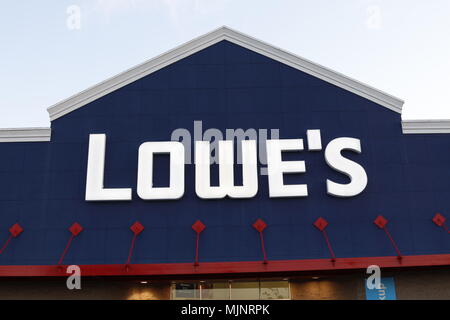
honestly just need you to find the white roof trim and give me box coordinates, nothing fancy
[0,128,51,143]
[47,26,404,121]
[402,119,450,134]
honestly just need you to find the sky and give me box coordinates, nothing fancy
[1,0,449,128]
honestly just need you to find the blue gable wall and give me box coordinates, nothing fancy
[0,40,449,266]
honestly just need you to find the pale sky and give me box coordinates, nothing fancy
[1,1,449,128]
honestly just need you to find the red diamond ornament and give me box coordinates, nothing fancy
[313,217,328,231]
[433,213,446,227]
[252,219,267,233]
[69,222,83,236]
[192,220,206,234]
[130,221,144,235]
[374,215,388,229]
[9,223,23,238]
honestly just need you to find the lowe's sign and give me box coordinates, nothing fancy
[85,129,368,201]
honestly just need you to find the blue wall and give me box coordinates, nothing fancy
[0,40,449,266]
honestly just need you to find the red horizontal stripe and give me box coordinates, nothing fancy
[0,254,449,277]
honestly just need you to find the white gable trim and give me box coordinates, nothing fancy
[402,119,450,134]
[47,26,404,121]
[0,128,51,142]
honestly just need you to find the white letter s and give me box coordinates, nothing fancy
[325,137,368,197]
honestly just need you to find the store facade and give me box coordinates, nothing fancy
[0,27,449,300]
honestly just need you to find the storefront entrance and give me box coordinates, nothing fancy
[171,280,290,300]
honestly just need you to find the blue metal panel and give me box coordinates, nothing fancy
[0,40,449,266]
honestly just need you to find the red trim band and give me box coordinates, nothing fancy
[0,254,449,277]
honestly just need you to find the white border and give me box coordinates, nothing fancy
[402,120,450,134]
[46,26,404,121]
[0,128,51,142]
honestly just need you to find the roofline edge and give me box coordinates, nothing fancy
[0,127,51,143]
[402,119,450,134]
[46,26,404,121]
